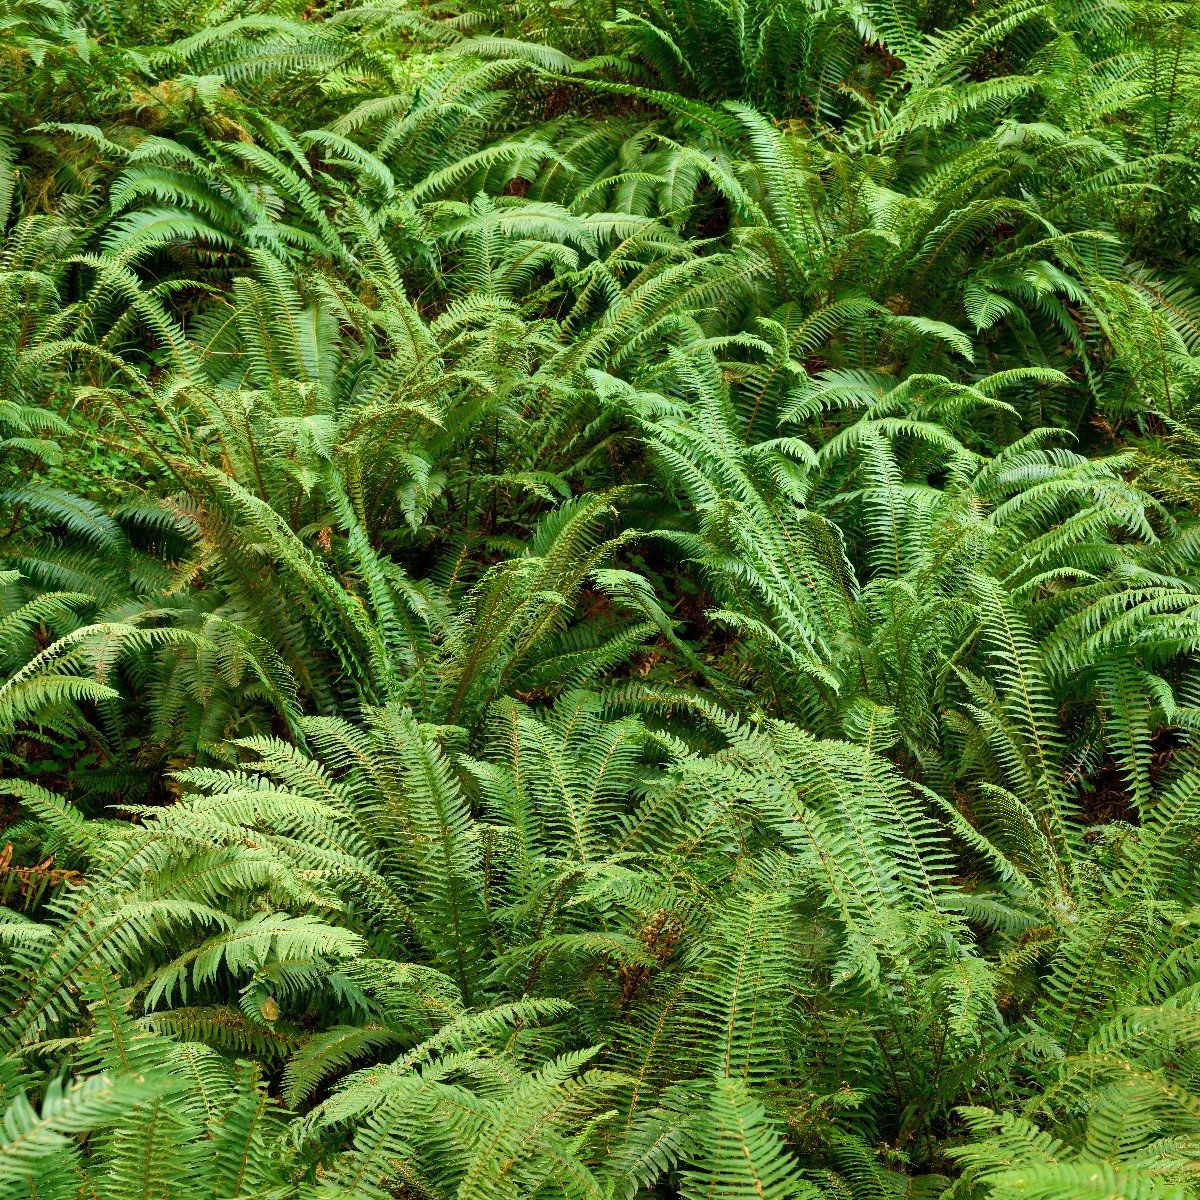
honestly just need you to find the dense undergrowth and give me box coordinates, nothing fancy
[2,0,1200,1195]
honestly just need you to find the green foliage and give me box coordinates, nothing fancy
[3,0,1200,1195]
